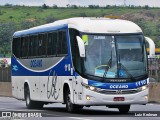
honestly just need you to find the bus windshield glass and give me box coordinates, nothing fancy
[82,34,147,81]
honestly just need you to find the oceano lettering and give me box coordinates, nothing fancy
[110,85,128,89]
[30,59,42,68]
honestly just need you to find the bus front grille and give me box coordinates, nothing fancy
[99,89,139,94]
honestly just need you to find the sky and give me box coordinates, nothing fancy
[0,0,160,7]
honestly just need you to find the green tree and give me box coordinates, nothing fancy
[0,22,17,54]
[144,5,149,9]
[42,4,49,9]
[53,4,58,9]
[71,5,78,9]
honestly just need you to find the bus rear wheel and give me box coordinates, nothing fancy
[25,86,43,109]
[65,89,83,112]
[118,105,130,114]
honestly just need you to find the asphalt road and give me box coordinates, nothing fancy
[0,97,160,120]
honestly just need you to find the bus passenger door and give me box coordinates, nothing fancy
[72,74,77,104]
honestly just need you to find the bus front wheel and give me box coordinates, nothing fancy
[65,89,83,112]
[118,105,130,114]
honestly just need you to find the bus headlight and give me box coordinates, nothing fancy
[142,85,148,90]
[82,83,101,92]
[89,86,96,91]
[137,85,148,91]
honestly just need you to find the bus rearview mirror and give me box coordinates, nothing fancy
[76,36,85,57]
[145,36,155,57]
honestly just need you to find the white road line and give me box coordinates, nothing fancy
[0,108,43,111]
[147,104,154,105]
[40,112,65,117]
[0,116,92,120]
[12,111,93,120]
[33,112,93,120]
[68,117,92,120]
[0,117,25,120]
[0,108,7,110]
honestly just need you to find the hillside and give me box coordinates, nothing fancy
[0,6,160,54]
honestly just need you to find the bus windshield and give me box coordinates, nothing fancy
[82,34,147,81]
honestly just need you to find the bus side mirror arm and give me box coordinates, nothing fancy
[76,36,85,57]
[145,36,155,57]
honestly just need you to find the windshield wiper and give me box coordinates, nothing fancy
[118,62,135,81]
[117,51,135,81]
[102,51,112,81]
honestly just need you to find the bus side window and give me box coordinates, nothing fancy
[47,32,57,56]
[12,38,16,57]
[57,31,68,56]
[47,33,52,56]
[57,31,62,56]
[42,34,47,56]
[13,37,20,58]
[21,37,25,58]
[38,34,43,57]
[29,36,33,57]
[33,35,38,57]
[18,38,21,58]
[61,31,68,55]
[24,36,29,58]
[38,34,47,57]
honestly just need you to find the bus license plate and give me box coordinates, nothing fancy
[113,97,125,101]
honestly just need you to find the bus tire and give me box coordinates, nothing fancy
[25,86,43,109]
[118,105,130,114]
[65,89,83,112]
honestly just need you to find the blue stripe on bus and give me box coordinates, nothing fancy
[88,79,148,90]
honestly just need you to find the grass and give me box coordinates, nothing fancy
[0,6,159,23]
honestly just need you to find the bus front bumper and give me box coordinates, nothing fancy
[77,88,148,105]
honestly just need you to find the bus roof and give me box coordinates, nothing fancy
[13,17,142,37]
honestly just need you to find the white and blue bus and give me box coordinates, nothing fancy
[12,17,149,113]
